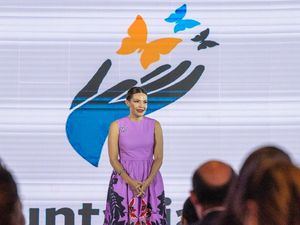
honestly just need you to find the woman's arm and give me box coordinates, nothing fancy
[140,121,163,194]
[108,121,142,194]
[108,121,131,183]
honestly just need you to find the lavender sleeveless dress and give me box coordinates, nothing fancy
[103,116,167,225]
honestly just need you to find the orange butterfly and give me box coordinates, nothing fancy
[117,15,182,69]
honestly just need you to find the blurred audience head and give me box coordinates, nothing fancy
[244,163,300,225]
[239,145,291,176]
[0,160,25,225]
[181,197,198,225]
[190,160,237,219]
[220,145,295,225]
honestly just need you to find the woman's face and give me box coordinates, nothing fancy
[126,93,147,118]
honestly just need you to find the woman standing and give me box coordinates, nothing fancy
[103,87,167,225]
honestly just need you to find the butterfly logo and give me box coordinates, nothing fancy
[165,4,200,33]
[191,28,219,50]
[117,15,182,69]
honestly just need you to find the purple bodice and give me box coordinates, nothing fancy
[117,116,155,161]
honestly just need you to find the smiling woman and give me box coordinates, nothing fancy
[125,88,148,119]
[103,87,167,225]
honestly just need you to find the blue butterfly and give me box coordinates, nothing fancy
[165,4,201,33]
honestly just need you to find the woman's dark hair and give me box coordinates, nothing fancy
[219,146,293,225]
[126,87,147,101]
[247,163,300,225]
[181,197,198,224]
[0,164,19,225]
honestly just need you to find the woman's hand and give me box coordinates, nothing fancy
[128,179,143,196]
[137,179,152,197]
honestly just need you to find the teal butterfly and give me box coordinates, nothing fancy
[165,4,200,33]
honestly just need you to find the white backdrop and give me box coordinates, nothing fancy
[0,0,300,224]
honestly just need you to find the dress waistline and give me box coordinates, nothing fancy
[119,158,153,161]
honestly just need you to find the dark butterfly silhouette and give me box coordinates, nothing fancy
[191,28,219,50]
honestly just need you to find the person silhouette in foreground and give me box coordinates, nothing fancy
[0,160,25,225]
[219,146,298,225]
[190,160,237,225]
[243,162,300,225]
[181,197,198,225]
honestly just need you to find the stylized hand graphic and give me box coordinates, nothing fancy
[66,59,204,166]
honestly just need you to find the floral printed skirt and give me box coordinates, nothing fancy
[103,159,167,225]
